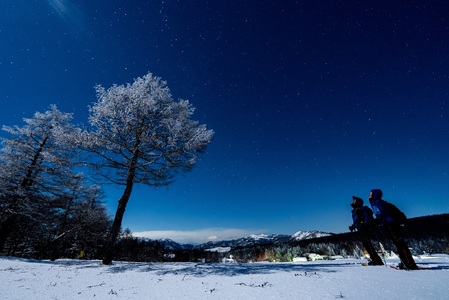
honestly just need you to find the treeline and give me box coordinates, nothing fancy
[239,214,449,263]
[2,213,448,262]
[103,214,449,263]
[1,197,110,260]
[228,213,449,262]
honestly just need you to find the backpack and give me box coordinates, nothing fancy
[360,206,374,225]
[385,201,407,225]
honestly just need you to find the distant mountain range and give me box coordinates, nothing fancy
[122,214,449,262]
[145,230,334,251]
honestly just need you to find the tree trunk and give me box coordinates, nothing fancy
[102,154,138,265]
[0,136,48,253]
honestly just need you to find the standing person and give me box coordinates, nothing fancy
[369,189,418,270]
[349,196,384,266]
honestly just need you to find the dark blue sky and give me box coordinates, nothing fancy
[1,1,448,243]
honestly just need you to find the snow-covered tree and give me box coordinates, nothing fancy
[79,72,214,264]
[0,105,81,252]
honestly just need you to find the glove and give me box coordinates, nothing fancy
[349,225,355,232]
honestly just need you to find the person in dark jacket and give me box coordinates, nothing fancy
[349,196,384,266]
[369,189,418,270]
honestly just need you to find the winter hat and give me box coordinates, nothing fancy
[351,196,364,208]
[370,189,383,200]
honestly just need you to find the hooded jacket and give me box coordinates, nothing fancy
[369,189,394,224]
[351,196,374,230]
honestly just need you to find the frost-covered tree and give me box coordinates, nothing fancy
[79,72,214,264]
[0,105,80,252]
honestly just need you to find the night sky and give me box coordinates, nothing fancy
[1,1,448,244]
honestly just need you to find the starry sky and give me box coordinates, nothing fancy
[1,1,448,244]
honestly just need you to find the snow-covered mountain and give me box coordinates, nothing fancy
[157,238,194,250]
[196,233,291,250]
[291,230,333,241]
[147,230,334,251]
[136,237,193,250]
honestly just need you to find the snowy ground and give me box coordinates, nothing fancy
[1,255,448,300]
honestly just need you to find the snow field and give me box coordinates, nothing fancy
[1,256,448,299]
